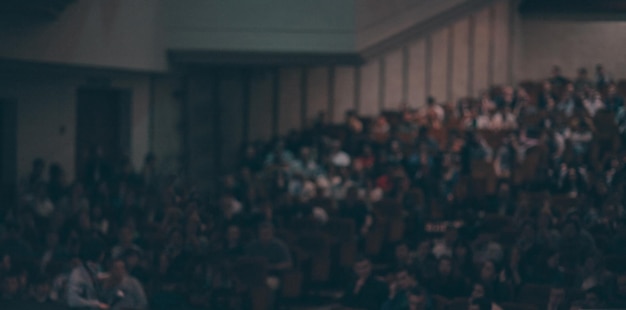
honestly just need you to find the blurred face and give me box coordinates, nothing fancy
[354,260,371,278]
[445,229,458,244]
[3,277,19,296]
[396,271,414,290]
[584,292,600,307]
[417,241,430,257]
[126,253,139,269]
[111,260,126,281]
[480,261,496,281]
[563,223,577,239]
[617,275,626,295]
[395,244,410,261]
[439,259,452,276]
[510,248,520,265]
[408,294,426,310]
[120,227,134,245]
[546,253,559,269]
[522,224,535,240]
[34,282,50,298]
[227,226,240,243]
[550,288,565,304]
[259,227,273,243]
[454,244,467,259]
[472,283,485,298]
[46,232,59,248]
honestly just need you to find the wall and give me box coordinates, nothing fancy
[0,66,153,182]
[519,18,626,81]
[0,0,167,72]
[164,0,356,53]
[356,0,470,49]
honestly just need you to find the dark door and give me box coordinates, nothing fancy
[75,88,131,181]
[0,99,17,208]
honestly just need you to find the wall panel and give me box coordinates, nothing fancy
[408,40,427,108]
[334,66,355,123]
[219,71,245,171]
[493,1,509,86]
[186,74,216,193]
[472,8,490,96]
[279,68,302,134]
[306,67,329,124]
[452,18,470,101]
[384,49,404,110]
[430,27,450,103]
[359,60,380,116]
[249,71,274,141]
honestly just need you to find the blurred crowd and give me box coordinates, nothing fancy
[1,64,626,310]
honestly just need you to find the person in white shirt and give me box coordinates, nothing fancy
[584,91,605,117]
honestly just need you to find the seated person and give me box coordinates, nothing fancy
[339,256,388,310]
[382,269,432,310]
[245,222,292,274]
[429,256,467,299]
[546,285,567,310]
[103,259,148,310]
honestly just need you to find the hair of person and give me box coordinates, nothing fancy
[355,254,371,264]
[408,286,424,297]
[258,221,274,231]
[394,240,411,249]
[470,297,492,310]
[79,237,105,262]
[562,219,580,232]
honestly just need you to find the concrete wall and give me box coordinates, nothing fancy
[0,67,153,182]
[520,18,626,81]
[164,0,356,53]
[0,0,167,72]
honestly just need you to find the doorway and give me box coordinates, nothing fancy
[75,88,131,181]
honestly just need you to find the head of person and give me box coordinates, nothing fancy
[32,158,45,176]
[119,226,134,246]
[616,273,626,297]
[454,240,471,261]
[471,282,486,300]
[583,286,605,308]
[578,67,588,78]
[407,287,427,310]
[353,256,372,279]
[427,96,436,107]
[480,260,497,282]
[395,269,416,291]
[552,65,562,77]
[30,275,51,302]
[416,240,432,258]
[549,285,566,306]
[561,220,580,240]
[395,241,411,262]
[110,259,127,283]
[79,237,105,265]
[468,297,491,310]
[123,249,141,270]
[2,270,21,298]
[227,225,241,244]
[258,222,274,244]
[596,64,605,74]
[438,256,453,277]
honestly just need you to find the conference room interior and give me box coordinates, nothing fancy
[3,0,626,309]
